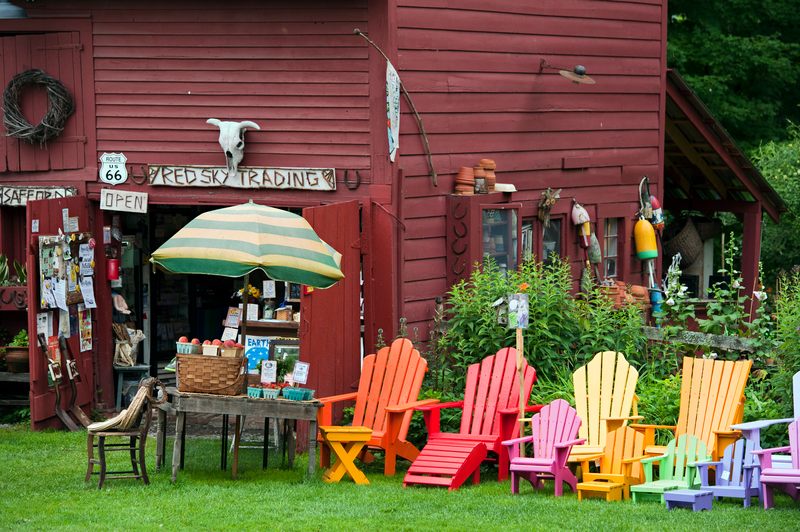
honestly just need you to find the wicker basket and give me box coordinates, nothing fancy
[662,218,703,268]
[176,353,246,395]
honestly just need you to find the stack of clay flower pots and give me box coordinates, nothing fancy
[473,166,488,193]
[479,159,497,192]
[454,166,474,195]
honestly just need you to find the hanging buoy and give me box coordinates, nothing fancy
[634,219,658,260]
[650,195,664,230]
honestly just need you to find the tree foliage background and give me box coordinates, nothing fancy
[668,1,800,284]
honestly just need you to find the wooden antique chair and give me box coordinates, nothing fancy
[629,434,710,503]
[571,351,641,463]
[403,347,538,490]
[316,338,437,476]
[85,378,165,489]
[503,399,585,497]
[631,356,751,461]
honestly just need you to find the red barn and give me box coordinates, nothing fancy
[0,0,781,430]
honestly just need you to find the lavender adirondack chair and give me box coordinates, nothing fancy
[694,438,762,507]
[502,399,585,497]
[752,419,800,509]
[730,370,799,470]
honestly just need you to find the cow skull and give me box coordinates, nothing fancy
[206,118,260,175]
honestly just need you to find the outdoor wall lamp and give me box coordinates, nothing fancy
[538,59,596,85]
[0,0,28,19]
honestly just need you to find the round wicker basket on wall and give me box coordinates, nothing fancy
[662,217,703,268]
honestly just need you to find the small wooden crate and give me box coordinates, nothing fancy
[176,353,246,395]
[275,308,293,321]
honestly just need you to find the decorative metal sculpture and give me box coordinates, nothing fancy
[538,188,561,228]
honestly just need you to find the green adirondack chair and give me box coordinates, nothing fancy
[628,434,710,503]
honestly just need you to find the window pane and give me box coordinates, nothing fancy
[605,257,617,278]
[521,221,534,262]
[542,219,561,266]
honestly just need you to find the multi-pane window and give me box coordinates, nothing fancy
[604,218,619,278]
[542,218,562,267]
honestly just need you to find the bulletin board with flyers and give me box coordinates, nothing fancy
[38,232,95,311]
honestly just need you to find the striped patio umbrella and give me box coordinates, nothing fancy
[150,201,344,289]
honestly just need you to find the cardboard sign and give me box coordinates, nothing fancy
[100,188,148,214]
[292,361,310,385]
[221,327,238,341]
[225,307,241,328]
[261,360,277,384]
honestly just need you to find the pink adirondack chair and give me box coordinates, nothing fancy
[752,419,800,509]
[405,348,538,488]
[502,399,585,497]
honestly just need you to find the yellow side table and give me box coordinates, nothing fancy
[318,426,373,485]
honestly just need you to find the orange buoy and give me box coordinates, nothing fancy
[634,219,658,260]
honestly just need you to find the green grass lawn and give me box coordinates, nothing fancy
[1,425,798,532]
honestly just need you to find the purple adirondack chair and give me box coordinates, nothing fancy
[695,438,761,507]
[502,398,585,497]
[752,419,800,509]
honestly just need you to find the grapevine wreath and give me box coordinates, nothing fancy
[2,69,74,145]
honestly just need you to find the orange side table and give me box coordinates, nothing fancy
[318,426,373,485]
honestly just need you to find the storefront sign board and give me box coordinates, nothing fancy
[0,186,76,206]
[147,165,336,191]
[100,189,148,214]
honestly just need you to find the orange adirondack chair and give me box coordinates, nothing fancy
[576,425,645,501]
[316,338,438,476]
[631,357,752,461]
[404,347,538,489]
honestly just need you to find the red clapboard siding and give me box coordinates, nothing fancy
[405,258,448,282]
[401,72,661,94]
[398,9,661,40]
[398,0,662,22]
[0,32,85,172]
[405,237,447,261]
[405,217,446,239]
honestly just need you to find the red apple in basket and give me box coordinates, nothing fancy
[223,340,236,348]
[212,339,223,346]
[203,340,212,346]
[178,336,189,344]
[191,338,200,345]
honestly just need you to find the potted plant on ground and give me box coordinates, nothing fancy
[5,329,29,373]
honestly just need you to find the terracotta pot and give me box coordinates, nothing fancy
[478,159,497,170]
[5,346,29,373]
[473,167,486,178]
[630,285,648,300]
[600,286,621,309]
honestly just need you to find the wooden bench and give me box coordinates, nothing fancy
[577,480,624,502]
[664,489,713,512]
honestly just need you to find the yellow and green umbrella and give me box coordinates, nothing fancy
[150,201,344,288]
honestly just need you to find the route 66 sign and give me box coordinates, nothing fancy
[99,153,128,185]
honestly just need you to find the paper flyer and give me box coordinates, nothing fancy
[59,309,70,337]
[221,327,238,342]
[78,277,97,309]
[37,312,52,339]
[261,360,277,384]
[54,277,68,311]
[78,304,92,352]
[247,303,259,321]
[292,361,310,385]
[48,336,61,363]
[224,307,241,328]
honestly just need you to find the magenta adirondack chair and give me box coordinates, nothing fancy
[404,348,538,489]
[752,419,800,509]
[502,399,585,497]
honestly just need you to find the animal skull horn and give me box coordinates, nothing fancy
[206,118,261,175]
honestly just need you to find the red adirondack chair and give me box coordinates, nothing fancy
[503,399,585,497]
[403,348,538,489]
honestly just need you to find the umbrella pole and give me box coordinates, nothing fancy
[240,273,249,394]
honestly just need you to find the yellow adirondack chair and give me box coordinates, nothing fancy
[631,357,752,461]
[576,425,646,501]
[570,351,642,462]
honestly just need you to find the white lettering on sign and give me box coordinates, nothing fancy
[0,186,77,206]
[148,165,336,191]
[100,189,148,214]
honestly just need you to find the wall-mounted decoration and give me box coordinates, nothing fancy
[99,153,128,185]
[38,233,93,310]
[2,69,75,144]
[206,119,260,176]
[0,186,77,207]
[147,165,336,191]
[100,188,148,214]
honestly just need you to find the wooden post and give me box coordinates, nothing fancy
[516,327,525,458]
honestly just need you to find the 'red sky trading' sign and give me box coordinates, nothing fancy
[147,165,336,191]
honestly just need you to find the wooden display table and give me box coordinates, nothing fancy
[155,387,322,483]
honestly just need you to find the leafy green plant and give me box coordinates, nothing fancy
[0,254,26,286]
[698,233,749,338]
[9,329,28,348]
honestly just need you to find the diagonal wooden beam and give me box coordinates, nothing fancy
[666,81,779,222]
[664,157,692,197]
[665,118,728,200]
